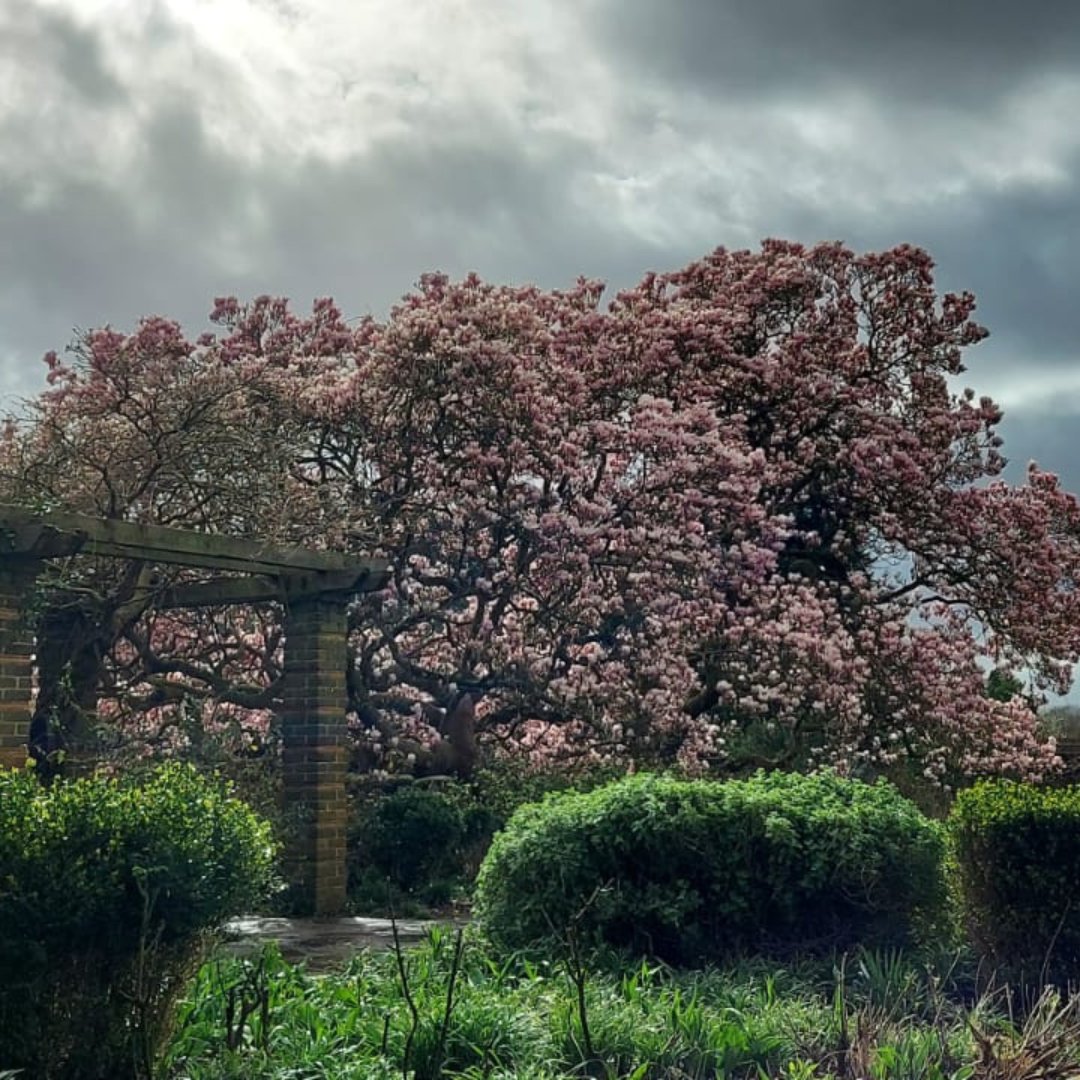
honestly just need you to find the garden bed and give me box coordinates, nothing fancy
[164,933,1080,1080]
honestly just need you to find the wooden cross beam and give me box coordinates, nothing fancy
[156,571,385,608]
[0,504,389,598]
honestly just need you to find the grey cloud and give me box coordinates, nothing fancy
[0,168,233,400]
[0,90,661,406]
[252,130,661,302]
[660,151,1080,399]
[0,4,125,106]
[0,80,260,404]
[991,411,1080,494]
[854,180,1080,385]
[590,0,1080,106]
[949,180,1080,363]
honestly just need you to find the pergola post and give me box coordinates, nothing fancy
[0,557,40,769]
[2,504,388,908]
[281,592,351,916]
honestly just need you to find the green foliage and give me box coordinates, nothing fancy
[164,937,1079,1080]
[469,758,623,829]
[0,762,277,1080]
[166,936,836,1079]
[985,667,1024,703]
[348,784,469,909]
[474,772,948,966]
[950,779,1080,985]
[346,764,618,913]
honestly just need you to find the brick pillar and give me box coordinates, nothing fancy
[0,558,40,769]
[281,593,349,916]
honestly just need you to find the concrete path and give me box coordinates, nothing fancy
[220,915,466,972]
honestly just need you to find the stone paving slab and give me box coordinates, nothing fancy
[220,915,466,973]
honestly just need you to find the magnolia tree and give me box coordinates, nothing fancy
[3,240,1079,783]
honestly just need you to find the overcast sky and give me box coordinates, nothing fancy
[2,0,1079,495]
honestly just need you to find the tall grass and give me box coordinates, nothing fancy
[162,933,1080,1080]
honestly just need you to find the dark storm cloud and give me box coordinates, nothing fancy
[666,143,1080,404]
[590,0,1080,105]
[0,94,260,399]
[862,181,1080,389]
[948,177,1080,364]
[993,412,1080,498]
[253,133,659,304]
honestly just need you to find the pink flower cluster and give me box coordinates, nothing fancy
[3,241,1077,781]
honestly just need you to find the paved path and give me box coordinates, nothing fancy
[221,915,466,972]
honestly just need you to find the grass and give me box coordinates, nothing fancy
[161,930,1080,1080]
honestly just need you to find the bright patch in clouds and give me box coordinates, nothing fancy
[77,0,607,161]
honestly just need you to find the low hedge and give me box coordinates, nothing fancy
[474,771,947,966]
[0,762,276,1080]
[950,779,1080,985]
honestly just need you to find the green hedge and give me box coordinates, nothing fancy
[345,764,617,913]
[474,772,947,966]
[348,784,472,908]
[0,763,276,1080]
[950,779,1080,985]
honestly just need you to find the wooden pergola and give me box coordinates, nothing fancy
[0,504,389,915]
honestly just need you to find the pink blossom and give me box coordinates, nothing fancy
[2,242,1073,781]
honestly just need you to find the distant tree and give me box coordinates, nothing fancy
[1039,704,1080,741]
[986,667,1024,704]
[4,242,1080,781]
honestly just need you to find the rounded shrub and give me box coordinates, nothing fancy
[474,771,946,965]
[0,762,276,1080]
[950,779,1080,985]
[349,784,467,902]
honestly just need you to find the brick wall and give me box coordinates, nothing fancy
[281,593,349,915]
[0,558,39,769]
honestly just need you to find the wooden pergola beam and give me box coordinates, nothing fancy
[0,504,389,583]
[158,569,386,608]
